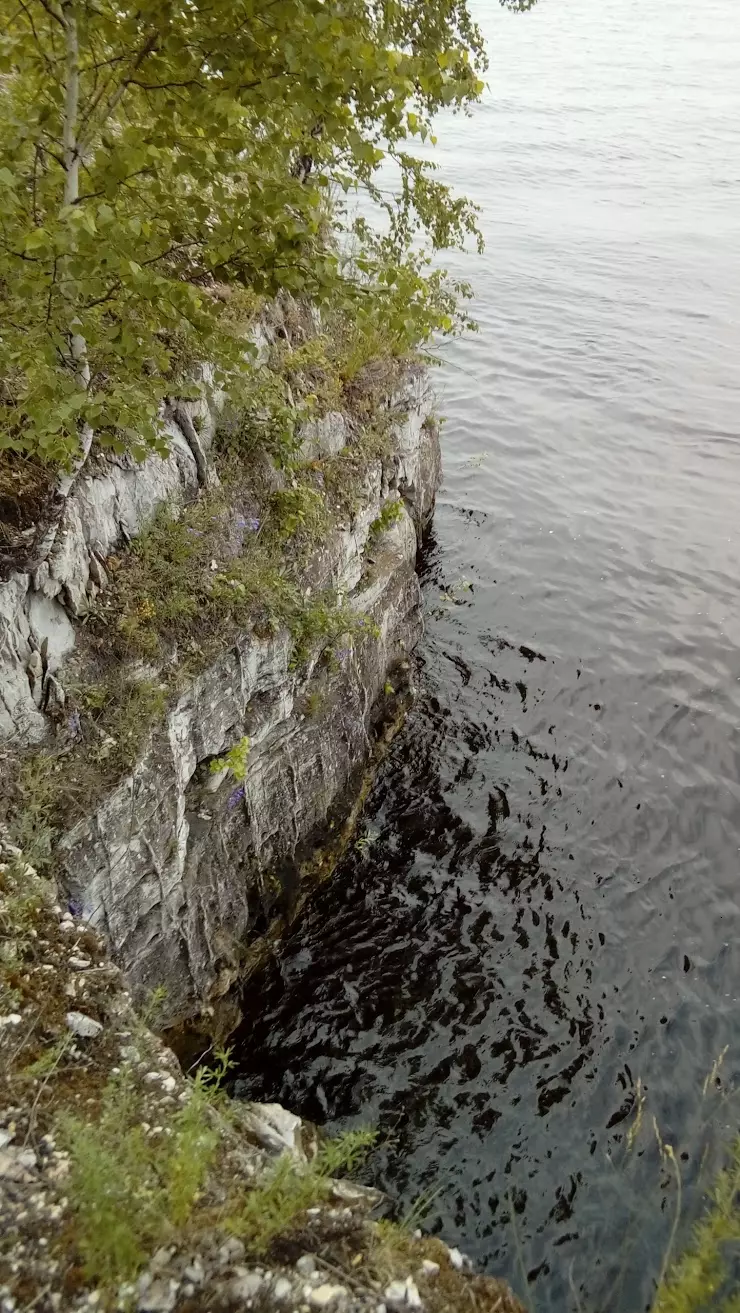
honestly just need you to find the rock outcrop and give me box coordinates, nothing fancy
[0,360,440,1027]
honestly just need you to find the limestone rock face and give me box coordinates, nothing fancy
[0,425,201,744]
[0,364,440,1025]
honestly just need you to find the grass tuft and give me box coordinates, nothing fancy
[60,1068,219,1285]
[653,1140,740,1313]
[230,1128,377,1255]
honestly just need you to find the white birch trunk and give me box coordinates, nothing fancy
[43,3,95,550]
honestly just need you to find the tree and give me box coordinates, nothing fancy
[0,0,536,561]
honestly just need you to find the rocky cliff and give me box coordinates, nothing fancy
[0,337,440,1029]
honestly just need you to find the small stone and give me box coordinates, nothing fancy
[218,1237,246,1268]
[183,1260,204,1286]
[151,1247,175,1272]
[420,1261,439,1279]
[137,1277,178,1312]
[143,1071,176,1093]
[384,1279,421,1309]
[228,1272,263,1300]
[68,956,92,970]
[309,1285,347,1307]
[296,1256,317,1277]
[66,1012,103,1039]
[274,1278,293,1301]
[0,1149,30,1182]
[0,1130,13,1150]
[0,1015,22,1029]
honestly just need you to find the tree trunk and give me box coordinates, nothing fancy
[35,3,95,566]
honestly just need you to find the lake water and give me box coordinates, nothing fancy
[232,1,740,1307]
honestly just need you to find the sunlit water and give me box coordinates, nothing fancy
[231,2,740,1307]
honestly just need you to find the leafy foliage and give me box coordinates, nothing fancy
[210,736,251,783]
[369,496,405,540]
[0,0,535,466]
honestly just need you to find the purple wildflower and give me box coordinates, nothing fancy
[227,783,246,811]
[245,517,260,532]
[68,898,83,917]
[67,710,82,736]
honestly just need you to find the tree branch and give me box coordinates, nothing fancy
[78,29,159,151]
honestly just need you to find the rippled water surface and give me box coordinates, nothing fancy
[232,2,740,1307]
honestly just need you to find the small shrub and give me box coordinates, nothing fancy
[210,736,251,783]
[269,483,329,542]
[232,1128,377,1254]
[303,691,324,719]
[369,497,404,541]
[60,1068,219,1285]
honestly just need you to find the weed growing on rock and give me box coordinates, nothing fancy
[232,1129,377,1255]
[60,1069,219,1284]
[368,497,405,541]
[210,736,251,783]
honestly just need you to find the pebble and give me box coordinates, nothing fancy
[143,1072,177,1094]
[0,1015,22,1028]
[309,1284,348,1307]
[447,1248,465,1271]
[151,1248,175,1272]
[218,1237,246,1268]
[274,1277,293,1301]
[68,956,92,970]
[66,1012,103,1039]
[137,1277,178,1312]
[183,1259,204,1285]
[384,1278,422,1309]
[296,1256,317,1277]
[228,1272,263,1300]
[420,1261,439,1279]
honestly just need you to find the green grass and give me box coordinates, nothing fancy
[653,1140,740,1313]
[60,1059,376,1287]
[368,496,405,542]
[60,1068,220,1285]
[230,1128,377,1255]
